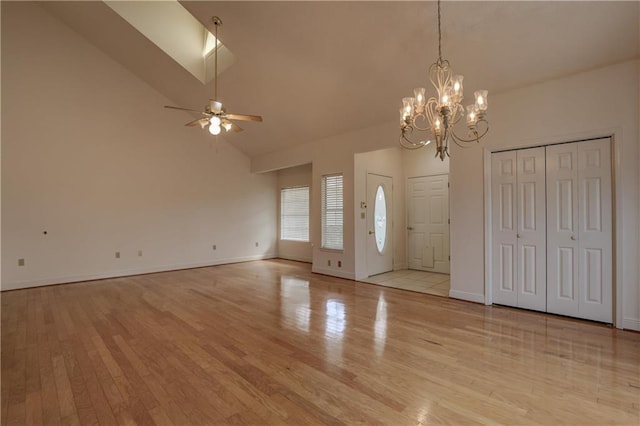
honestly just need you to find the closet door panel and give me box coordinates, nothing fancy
[546,143,579,317]
[491,151,518,306]
[516,147,546,312]
[577,139,612,323]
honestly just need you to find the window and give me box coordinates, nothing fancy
[321,174,343,250]
[280,186,309,241]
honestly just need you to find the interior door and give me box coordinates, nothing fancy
[407,175,450,273]
[516,147,547,312]
[366,174,393,277]
[546,143,580,317]
[577,138,612,323]
[491,151,518,307]
[547,139,612,322]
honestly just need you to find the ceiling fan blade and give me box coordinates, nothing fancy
[185,118,209,128]
[164,105,203,113]
[225,113,263,122]
[230,122,244,133]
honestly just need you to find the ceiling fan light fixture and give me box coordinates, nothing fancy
[210,116,221,126]
[209,123,222,135]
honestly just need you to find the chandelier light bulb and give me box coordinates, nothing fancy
[433,117,442,133]
[400,108,408,125]
[209,123,222,135]
[466,105,478,126]
[210,116,222,126]
[474,90,488,111]
[413,87,426,109]
[402,97,415,116]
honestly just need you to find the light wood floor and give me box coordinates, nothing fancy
[2,260,639,425]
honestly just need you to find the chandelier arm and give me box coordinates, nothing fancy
[449,103,464,125]
[425,98,438,131]
[399,128,430,150]
[411,113,430,131]
[448,119,490,147]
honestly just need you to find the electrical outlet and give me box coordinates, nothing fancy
[138,250,143,257]
[255,242,259,247]
[328,260,331,267]
[115,251,120,259]
[338,260,342,268]
[18,258,25,267]
[213,244,217,250]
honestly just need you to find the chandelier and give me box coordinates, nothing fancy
[399,0,489,160]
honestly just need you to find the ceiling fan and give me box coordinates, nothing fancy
[164,16,262,135]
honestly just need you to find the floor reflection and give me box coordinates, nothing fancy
[374,294,387,357]
[280,276,310,333]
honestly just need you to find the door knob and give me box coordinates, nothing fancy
[517,233,521,239]
[369,230,374,235]
[407,227,414,231]
[570,235,577,241]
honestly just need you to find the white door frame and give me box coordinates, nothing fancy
[483,134,620,327]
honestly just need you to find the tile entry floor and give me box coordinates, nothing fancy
[359,269,450,297]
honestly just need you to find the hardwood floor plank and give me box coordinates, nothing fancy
[52,355,78,421]
[2,260,639,425]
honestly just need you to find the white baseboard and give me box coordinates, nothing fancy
[1,253,277,291]
[311,266,355,280]
[277,255,312,264]
[622,318,640,331]
[449,289,486,304]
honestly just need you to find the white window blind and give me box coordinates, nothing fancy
[321,174,343,250]
[280,186,309,241]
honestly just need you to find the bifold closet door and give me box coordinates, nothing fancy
[491,151,518,307]
[547,138,612,323]
[491,147,546,312]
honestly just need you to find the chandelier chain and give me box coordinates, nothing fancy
[437,0,442,63]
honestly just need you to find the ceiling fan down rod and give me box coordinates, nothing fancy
[212,16,222,105]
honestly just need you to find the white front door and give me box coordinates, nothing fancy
[547,138,612,323]
[407,175,450,274]
[366,174,393,277]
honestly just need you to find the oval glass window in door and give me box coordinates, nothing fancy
[374,185,387,253]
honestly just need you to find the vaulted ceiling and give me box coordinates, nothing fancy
[42,1,639,158]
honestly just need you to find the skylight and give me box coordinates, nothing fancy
[104,0,234,84]
[203,31,221,57]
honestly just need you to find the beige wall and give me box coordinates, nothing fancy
[1,2,277,290]
[402,142,450,179]
[277,164,312,263]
